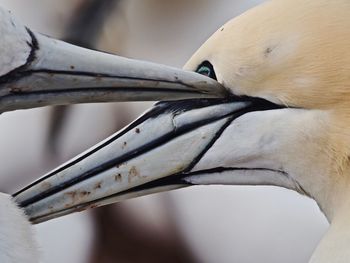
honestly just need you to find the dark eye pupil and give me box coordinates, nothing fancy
[195,61,217,80]
[197,66,211,77]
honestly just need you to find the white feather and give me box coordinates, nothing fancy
[0,193,38,263]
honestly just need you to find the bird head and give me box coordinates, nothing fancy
[14,0,350,223]
[184,0,350,219]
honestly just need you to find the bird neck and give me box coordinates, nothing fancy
[310,189,350,263]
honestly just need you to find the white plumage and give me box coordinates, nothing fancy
[0,8,31,76]
[0,194,38,263]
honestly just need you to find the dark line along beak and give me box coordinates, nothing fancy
[0,30,227,113]
[13,96,282,224]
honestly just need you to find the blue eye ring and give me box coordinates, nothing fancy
[197,66,211,76]
[196,61,217,80]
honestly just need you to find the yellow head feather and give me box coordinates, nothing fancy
[184,0,350,109]
[184,0,350,219]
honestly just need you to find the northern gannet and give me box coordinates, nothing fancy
[6,0,350,262]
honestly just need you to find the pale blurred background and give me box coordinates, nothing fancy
[0,1,329,262]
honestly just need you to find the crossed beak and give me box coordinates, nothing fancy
[13,96,281,223]
[6,25,279,224]
[0,31,226,113]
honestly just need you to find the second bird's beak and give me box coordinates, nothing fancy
[13,97,281,223]
[0,31,226,113]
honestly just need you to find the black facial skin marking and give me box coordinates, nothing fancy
[0,28,39,86]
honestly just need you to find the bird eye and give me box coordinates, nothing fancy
[196,61,217,80]
[197,66,211,76]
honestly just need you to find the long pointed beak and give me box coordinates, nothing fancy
[0,31,226,113]
[13,97,281,223]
